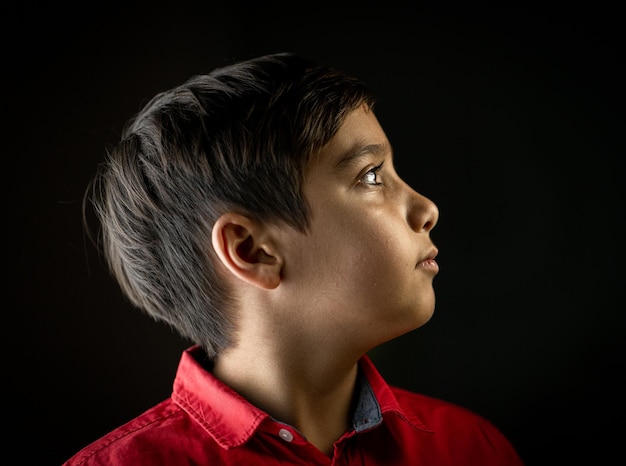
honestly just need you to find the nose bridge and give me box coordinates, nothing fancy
[404,181,439,232]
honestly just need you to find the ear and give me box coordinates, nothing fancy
[211,213,282,289]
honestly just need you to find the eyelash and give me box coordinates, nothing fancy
[360,161,384,186]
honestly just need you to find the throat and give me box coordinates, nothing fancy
[283,369,364,456]
[212,346,363,455]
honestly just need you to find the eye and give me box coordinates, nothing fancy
[360,161,384,186]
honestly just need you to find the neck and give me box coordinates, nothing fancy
[213,336,361,455]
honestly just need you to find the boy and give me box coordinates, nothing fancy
[65,53,524,465]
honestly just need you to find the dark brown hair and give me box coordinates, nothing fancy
[85,52,374,358]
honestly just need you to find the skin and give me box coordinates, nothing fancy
[211,103,439,455]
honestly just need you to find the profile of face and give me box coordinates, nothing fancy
[279,104,440,353]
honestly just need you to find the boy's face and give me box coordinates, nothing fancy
[279,104,440,352]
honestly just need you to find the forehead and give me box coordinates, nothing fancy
[312,104,391,170]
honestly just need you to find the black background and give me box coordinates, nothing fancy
[7,2,624,465]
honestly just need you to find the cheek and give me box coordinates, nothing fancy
[323,217,409,292]
[291,202,412,292]
[290,215,373,291]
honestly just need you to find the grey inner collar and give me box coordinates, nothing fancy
[352,369,383,432]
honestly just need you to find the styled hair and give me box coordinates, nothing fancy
[85,52,375,358]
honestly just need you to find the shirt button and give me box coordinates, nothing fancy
[278,428,294,442]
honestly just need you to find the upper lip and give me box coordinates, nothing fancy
[417,247,438,264]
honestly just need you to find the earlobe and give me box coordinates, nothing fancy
[211,213,282,289]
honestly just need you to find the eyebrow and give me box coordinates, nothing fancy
[335,142,393,168]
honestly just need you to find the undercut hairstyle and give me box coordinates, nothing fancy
[85,52,375,358]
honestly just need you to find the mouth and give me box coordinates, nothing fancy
[416,248,439,273]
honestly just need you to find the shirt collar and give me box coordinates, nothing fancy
[357,353,432,432]
[172,345,430,449]
[172,346,270,448]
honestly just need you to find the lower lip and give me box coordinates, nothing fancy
[417,259,439,273]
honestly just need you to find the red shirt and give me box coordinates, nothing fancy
[64,345,524,465]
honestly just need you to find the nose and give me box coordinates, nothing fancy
[405,184,439,233]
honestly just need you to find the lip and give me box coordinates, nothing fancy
[416,247,439,273]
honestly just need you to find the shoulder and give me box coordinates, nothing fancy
[63,399,209,466]
[388,386,524,465]
[391,385,486,423]
[391,384,502,433]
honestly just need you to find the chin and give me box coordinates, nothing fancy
[409,303,436,330]
[386,306,436,342]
